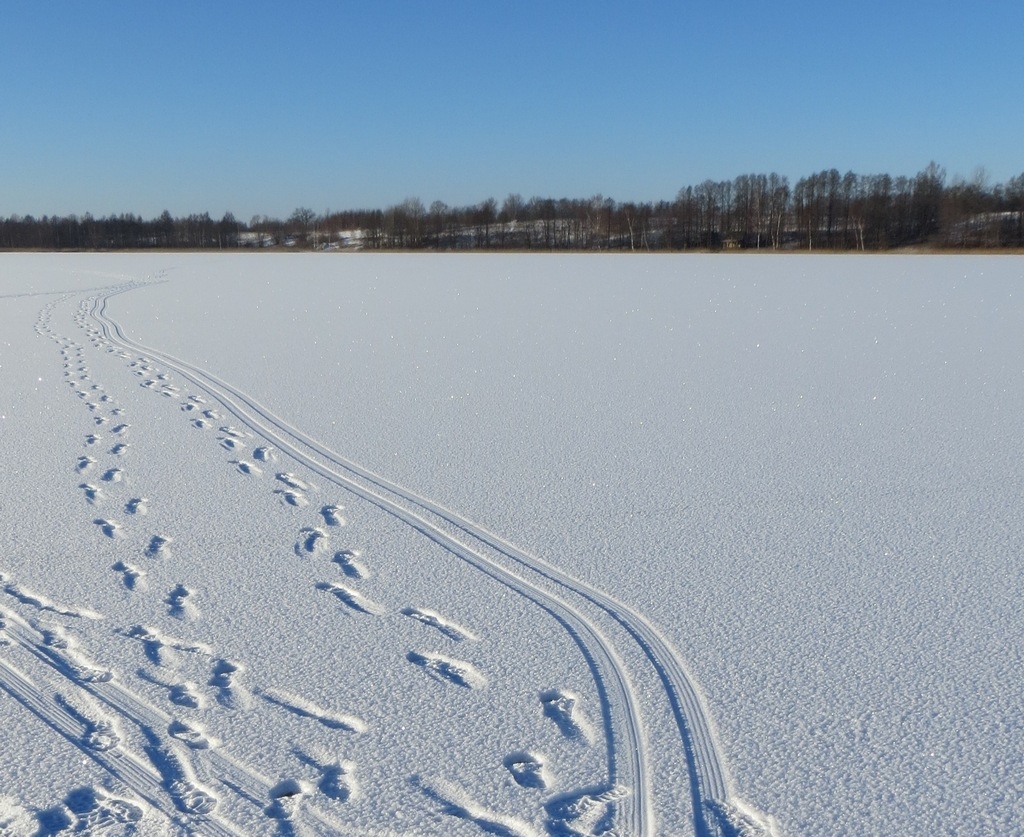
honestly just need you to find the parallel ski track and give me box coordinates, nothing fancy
[2,603,354,837]
[89,280,746,836]
[0,613,243,837]
[91,283,652,837]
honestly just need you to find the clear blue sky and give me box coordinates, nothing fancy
[1,0,1021,221]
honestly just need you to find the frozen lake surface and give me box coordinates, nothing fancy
[1,253,1021,835]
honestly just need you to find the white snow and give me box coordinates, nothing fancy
[1,252,1022,835]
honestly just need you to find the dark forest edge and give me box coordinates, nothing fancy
[3,163,1023,252]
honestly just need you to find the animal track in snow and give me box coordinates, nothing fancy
[84,434,100,445]
[94,416,108,426]
[79,483,103,505]
[110,423,130,435]
[261,687,368,733]
[76,455,96,472]
[540,689,593,743]
[253,446,275,462]
[165,584,197,620]
[125,497,148,515]
[100,467,124,483]
[407,652,487,689]
[332,549,369,579]
[401,607,476,642]
[320,504,345,527]
[219,425,249,439]
[110,442,129,456]
[192,418,209,429]
[274,489,308,508]
[112,560,146,591]
[295,527,329,556]
[504,751,550,790]
[315,582,385,616]
[145,535,172,558]
[93,518,121,538]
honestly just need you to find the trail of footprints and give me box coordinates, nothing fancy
[11,290,619,834]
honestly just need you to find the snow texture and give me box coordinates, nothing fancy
[0,252,1021,836]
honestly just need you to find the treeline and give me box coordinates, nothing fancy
[3,163,1023,251]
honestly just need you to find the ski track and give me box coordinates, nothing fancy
[91,283,652,836]
[1,606,350,837]
[88,281,775,837]
[20,278,772,836]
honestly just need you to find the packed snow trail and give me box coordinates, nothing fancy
[91,280,775,836]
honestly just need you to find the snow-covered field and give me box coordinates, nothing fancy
[1,253,1021,836]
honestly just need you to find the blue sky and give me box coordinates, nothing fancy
[1,0,1021,221]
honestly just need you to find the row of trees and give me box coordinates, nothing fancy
[3,164,1023,251]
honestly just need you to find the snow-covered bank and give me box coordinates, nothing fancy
[1,253,1021,835]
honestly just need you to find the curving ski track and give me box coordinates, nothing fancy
[90,280,770,837]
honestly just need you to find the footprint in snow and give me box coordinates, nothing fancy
[407,651,487,689]
[79,483,103,505]
[125,497,148,515]
[316,581,385,616]
[93,518,121,538]
[294,748,359,802]
[261,687,367,733]
[63,787,143,831]
[112,560,146,591]
[295,527,328,555]
[540,689,593,742]
[332,549,369,579]
[209,659,250,710]
[401,607,476,642]
[264,779,309,823]
[275,489,308,508]
[276,472,310,491]
[504,751,550,790]
[168,719,217,750]
[145,535,172,559]
[165,584,197,620]
[320,504,345,527]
